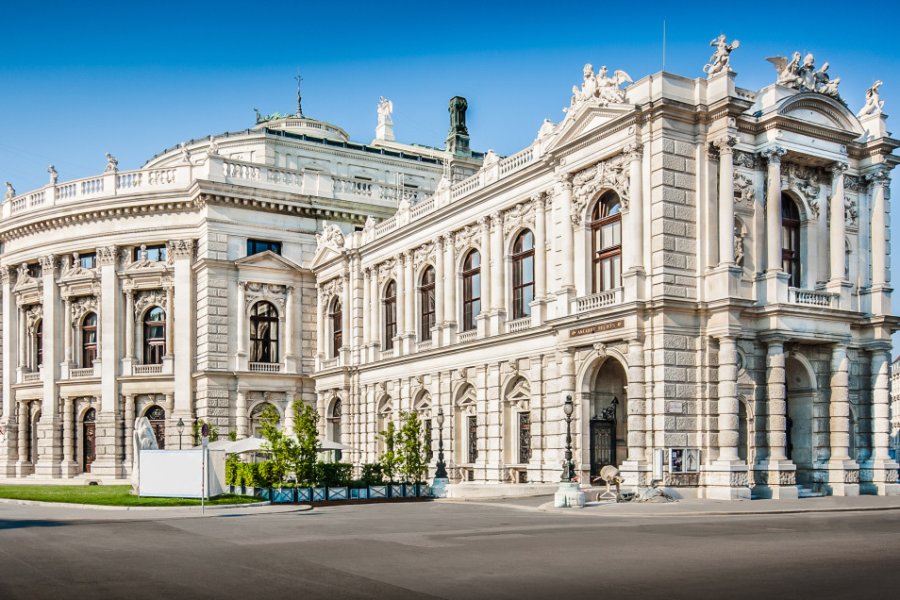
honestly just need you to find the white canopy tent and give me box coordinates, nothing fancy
[207,436,355,454]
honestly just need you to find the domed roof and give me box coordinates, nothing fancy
[253,113,349,142]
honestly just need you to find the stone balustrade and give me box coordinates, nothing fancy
[575,288,623,312]
[788,287,838,308]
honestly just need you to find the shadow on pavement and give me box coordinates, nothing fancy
[0,519,68,530]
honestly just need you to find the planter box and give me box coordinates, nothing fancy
[312,487,327,501]
[350,487,367,500]
[255,487,270,500]
[272,488,295,503]
[368,485,388,499]
[403,483,418,497]
[389,484,403,498]
[327,487,349,500]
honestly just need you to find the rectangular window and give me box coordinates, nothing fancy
[79,253,97,269]
[467,416,478,464]
[26,263,42,278]
[134,245,167,262]
[247,239,283,256]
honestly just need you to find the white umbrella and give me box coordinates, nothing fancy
[208,436,355,454]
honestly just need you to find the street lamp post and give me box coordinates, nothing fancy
[554,394,585,508]
[432,407,450,497]
[176,418,184,450]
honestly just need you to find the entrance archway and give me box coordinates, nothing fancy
[82,408,96,473]
[785,355,815,485]
[146,405,166,449]
[589,358,627,477]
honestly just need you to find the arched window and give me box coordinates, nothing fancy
[81,312,98,367]
[383,280,397,350]
[329,399,342,442]
[249,301,279,363]
[512,230,535,319]
[419,266,436,341]
[35,320,43,369]
[781,195,801,288]
[330,299,343,358]
[462,250,481,331]
[591,192,622,293]
[143,307,166,365]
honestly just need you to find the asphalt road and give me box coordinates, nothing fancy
[0,499,898,599]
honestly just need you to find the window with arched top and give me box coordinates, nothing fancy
[249,301,279,363]
[462,250,481,331]
[143,307,166,365]
[419,266,436,341]
[591,192,622,293]
[35,320,43,369]
[781,195,801,288]
[512,230,535,319]
[383,280,397,350]
[81,312,97,367]
[329,399,342,443]
[330,299,343,358]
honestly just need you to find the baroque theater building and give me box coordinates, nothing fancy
[0,100,471,478]
[313,47,900,499]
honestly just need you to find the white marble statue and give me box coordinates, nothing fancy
[703,34,739,76]
[104,152,119,173]
[180,142,191,164]
[315,223,345,251]
[4,182,14,201]
[858,80,885,117]
[377,96,393,124]
[570,63,632,107]
[131,416,159,494]
[207,136,220,157]
[48,164,58,184]
[767,51,841,98]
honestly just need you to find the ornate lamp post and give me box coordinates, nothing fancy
[562,395,575,482]
[176,418,185,450]
[554,394,585,508]
[432,407,450,497]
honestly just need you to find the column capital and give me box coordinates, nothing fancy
[0,265,14,285]
[38,254,57,274]
[712,135,737,155]
[624,142,644,160]
[96,245,118,267]
[830,161,849,177]
[866,165,891,187]
[168,239,194,260]
[761,146,787,164]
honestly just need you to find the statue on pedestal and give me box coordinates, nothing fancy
[131,416,159,495]
[703,35,740,76]
[858,80,885,117]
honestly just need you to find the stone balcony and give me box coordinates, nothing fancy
[787,287,839,309]
[248,362,281,373]
[574,287,623,313]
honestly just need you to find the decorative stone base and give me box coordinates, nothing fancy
[704,460,751,500]
[554,481,585,508]
[431,477,449,498]
[858,459,900,495]
[823,459,860,497]
[60,460,80,478]
[752,460,799,499]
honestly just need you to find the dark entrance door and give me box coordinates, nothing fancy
[83,408,96,473]
[590,419,616,477]
[147,405,166,449]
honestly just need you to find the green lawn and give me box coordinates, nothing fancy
[0,485,259,507]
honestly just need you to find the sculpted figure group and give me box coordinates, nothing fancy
[570,63,633,107]
[767,52,841,98]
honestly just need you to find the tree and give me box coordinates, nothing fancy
[378,422,400,482]
[398,411,428,483]
[258,404,295,486]
[292,399,320,485]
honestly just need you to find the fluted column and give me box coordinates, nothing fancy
[341,274,351,351]
[715,137,737,265]
[443,233,456,330]
[828,163,848,284]
[556,178,575,310]
[62,297,73,365]
[361,269,370,351]
[369,267,379,349]
[434,236,445,341]
[479,216,492,317]
[165,284,175,358]
[717,337,740,461]
[17,401,29,467]
[395,254,406,344]
[284,285,295,365]
[37,254,60,477]
[829,344,851,462]
[170,240,194,428]
[763,148,786,273]
[870,168,889,287]
[236,281,247,359]
[766,340,787,461]
[17,306,26,372]
[124,290,134,360]
[402,254,413,337]
[1,268,17,473]
[624,144,644,270]
[490,211,504,313]
[533,193,547,302]
[62,396,74,474]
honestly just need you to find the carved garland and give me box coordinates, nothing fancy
[133,290,167,318]
[243,282,288,310]
[70,296,99,322]
[570,152,630,225]
[502,197,537,236]
[782,163,824,218]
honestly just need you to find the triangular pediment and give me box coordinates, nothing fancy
[545,102,637,152]
[309,243,345,270]
[235,250,301,272]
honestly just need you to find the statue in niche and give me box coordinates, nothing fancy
[131,416,159,495]
[703,34,740,76]
[104,153,118,172]
[858,80,885,117]
[48,164,58,184]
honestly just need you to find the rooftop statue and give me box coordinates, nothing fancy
[316,223,345,252]
[858,80,885,117]
[767,52,842,99]
[180,142,191,164]
[377,96,393,125]
[104,153,118,173]
[570,64,632,108]
[5,181,14,201]
[48,164,58,184]
[448,96,469,136]
[254,108,288,124]
[703,35,740,76]
[207,136,220,157]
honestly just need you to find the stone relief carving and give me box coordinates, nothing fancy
[733,173,755,205]
[844,469,860,484]
[168,239,194,261]
[570,153,629,224]
[96,246,118,267]
[844,195,858,226]
[14,263,37,288]
[704,35,740,76]
[453,222,482,254]
[569,64,633,108]
[320,277,343,302]
[133,290,167,317]
[858,80,884,117]
[376,259,396,284]
[783,164,823,217]
[70,296,98,322]
[767,52,841,99]
[413,242,435,271]
[502,198,536,235]
[733,150,759,169]
[316,223,345,252]
[25,304,44,329]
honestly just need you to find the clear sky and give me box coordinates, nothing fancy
[2,0,900,343]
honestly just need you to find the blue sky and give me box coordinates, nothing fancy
[2,0,900,343]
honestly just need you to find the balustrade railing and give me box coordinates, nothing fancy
[788,287,836,308]
[575,288,623,312]
[248,362,281,373]
[70,367,96,379]
[458,330,477,343]
[507,316,532,333]
[320,356,340,370]
[22,371,41,383]
[133,364,163,375]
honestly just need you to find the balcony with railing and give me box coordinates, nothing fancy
[574,287,623,313]
[457,330,477,344]
[21,371,41,383]
[320,356,341,370]
[788,287,837,309]
[70,367,97,379]
[133,364,163,375]
[507,316,532,333]
[248,362,282,373]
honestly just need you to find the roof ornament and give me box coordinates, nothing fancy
[295,71,304,117]
[858,80,885,118]
[703,34,739,76]
[766,52,842,100]
[104,153,119,173]
[375,96,395,141]
[48,165,58,184]
[4,182,14,201]
[569,64,633,110]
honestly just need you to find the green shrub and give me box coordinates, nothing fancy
[225,454,240,485]
[360,463,384,485]
[378,422,400,482]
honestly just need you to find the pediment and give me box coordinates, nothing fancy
[777,93,863,135]
[309,243,344,270]
[235,250,301,272]
[545,102,636,152]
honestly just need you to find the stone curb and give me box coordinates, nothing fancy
[0,498,272,511]
[534,501,900,517]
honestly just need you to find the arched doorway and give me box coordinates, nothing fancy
[82,408,96,473]
[146,405,166,449]
[589,358,627,477]
[785,356,815,485]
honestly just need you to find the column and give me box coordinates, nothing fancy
[625,340,646,463]
[828,345,851,462]
[165,284,175,358]
[870,169,888,286]
[235,389,250,439]
[17,306,26,372]
[361,269,370,352]
[1,268,17,463]
[766,340,788,461]
[763,148,786,273]
[866,349,900,494]
[124,394,135,473]
[402,254,413,343]
[37,254,60,477]
[124,290,134,360]
[348,257,360,355]
[62,396,75,476]
[236,281,247,358]
[443,233,456,330]
[395,254,406,345]
[341,274,351,353]
[62,297,73,365]
[17,401,29,468]
[368,267,379,351]
[171,240,194,425]
[490,211,504,314]
[828,163,848,284]
[434,236,445,343]
[95,246,119,476]
[284,285,296,370]
[716,337,740,461]
[479,216,492,319]
[533,193,547,302]
[556,178,575,306]
[716,137,737,265]
[624,144,644,270]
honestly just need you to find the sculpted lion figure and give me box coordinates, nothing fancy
[131,417,159,494]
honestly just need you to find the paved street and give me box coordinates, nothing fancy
[1,497,898,599]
